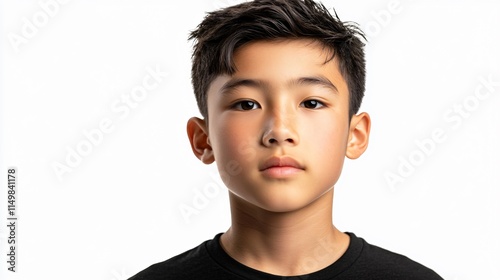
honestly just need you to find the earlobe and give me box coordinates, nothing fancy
[346,112,371,159]
[187,117,215,164]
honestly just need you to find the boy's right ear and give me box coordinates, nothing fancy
[187,117,214,164]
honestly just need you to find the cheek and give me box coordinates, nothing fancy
[209,116,261,189]
[210,115,257,163]
[303,115,349,164]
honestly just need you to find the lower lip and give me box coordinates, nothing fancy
[261,167,303,178]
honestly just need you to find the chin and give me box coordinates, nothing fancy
[229,180,335,213]
[252,193,324,213]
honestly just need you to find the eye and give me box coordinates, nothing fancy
[301,99,325,109]
[232,100,260,111]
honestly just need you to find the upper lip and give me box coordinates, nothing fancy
[259,156,305,171]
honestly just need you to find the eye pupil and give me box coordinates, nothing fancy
[241,101,255,110]
[304,100,318,109]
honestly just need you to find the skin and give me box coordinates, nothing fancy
[187,39,371,276]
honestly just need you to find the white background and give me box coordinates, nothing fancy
[1,0,499,279]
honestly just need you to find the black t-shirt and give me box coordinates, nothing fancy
[129,232,443,280]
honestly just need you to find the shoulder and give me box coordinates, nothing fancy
[348,233,443,280]
[127,237,214,280]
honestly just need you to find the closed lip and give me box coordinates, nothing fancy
[259,156,305,171]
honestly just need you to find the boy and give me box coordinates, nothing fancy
[130,0,443,279]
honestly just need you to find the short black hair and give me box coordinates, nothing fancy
[189,0,366,119]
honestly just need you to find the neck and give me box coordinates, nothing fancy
[220,189,349,276]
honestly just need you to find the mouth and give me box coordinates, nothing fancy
[259,156,305,178]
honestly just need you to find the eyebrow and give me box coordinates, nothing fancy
[220,78,266,95]
[219,76,338,95]
[289,76,338,93]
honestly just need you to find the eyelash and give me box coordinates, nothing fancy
[300,99,325,109]
[231,99,326,111]
[231,100,261,111]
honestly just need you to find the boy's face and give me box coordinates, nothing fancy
[188,39,370,212]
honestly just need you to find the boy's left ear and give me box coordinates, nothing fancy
[346,112,371,159]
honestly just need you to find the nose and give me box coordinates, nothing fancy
[261,108,299,147]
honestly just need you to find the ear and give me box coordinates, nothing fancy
[346,112,371,159]
[187,117,214,164]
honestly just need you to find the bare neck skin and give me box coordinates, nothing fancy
[219,189,349,276]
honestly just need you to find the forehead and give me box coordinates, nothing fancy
[229,39,347,93]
